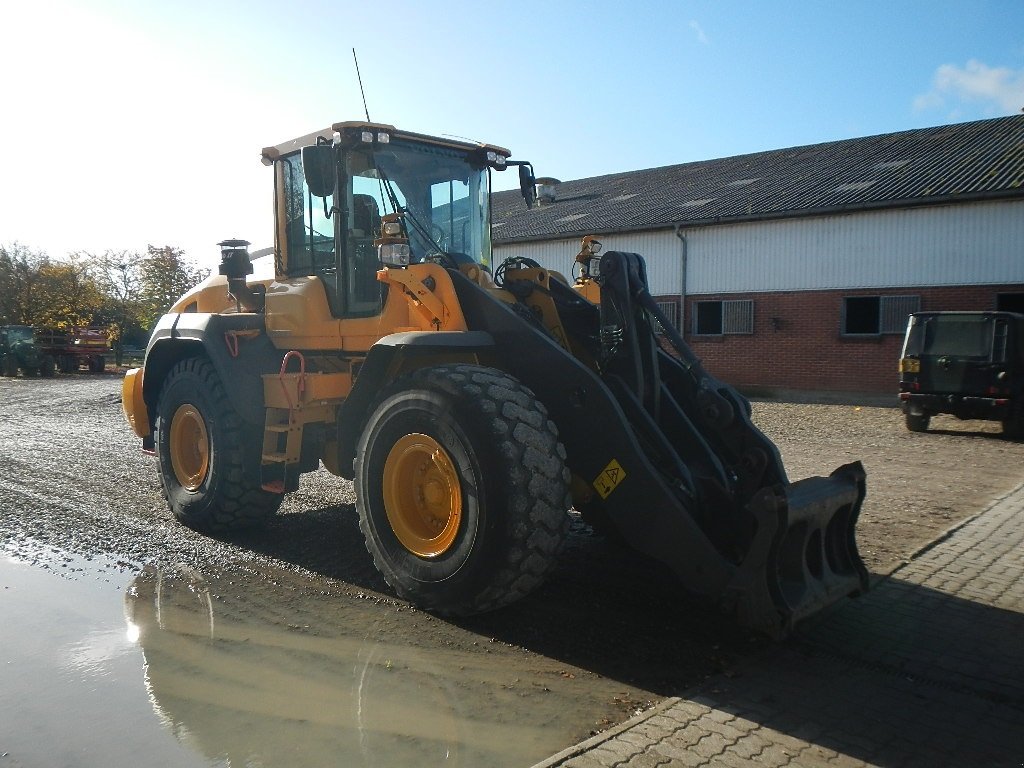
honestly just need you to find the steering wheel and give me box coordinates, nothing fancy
[428,224,447,251]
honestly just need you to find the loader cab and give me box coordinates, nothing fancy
[267,123,506,319]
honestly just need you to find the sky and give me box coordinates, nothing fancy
[2,0,1023,270]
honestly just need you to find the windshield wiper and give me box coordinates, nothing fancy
[375,167,458,270]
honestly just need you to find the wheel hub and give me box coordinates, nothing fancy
[169,404,210,491]
[383,434,462,557]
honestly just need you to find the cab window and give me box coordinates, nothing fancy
[280,153,336,277]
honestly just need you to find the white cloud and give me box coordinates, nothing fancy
[689,20,710,45]
[915,59,1024,115]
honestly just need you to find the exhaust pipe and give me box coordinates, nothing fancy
[218,239,265,312]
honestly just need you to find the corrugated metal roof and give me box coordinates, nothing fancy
[492,115,1024,244]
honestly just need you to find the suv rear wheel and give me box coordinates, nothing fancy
[905,412,930,432]
[1002,402,1023,440]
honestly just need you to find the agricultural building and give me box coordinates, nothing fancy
[491,115,1024,394]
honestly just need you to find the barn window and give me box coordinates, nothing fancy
[842,295,920,335]
[654,300,680,333]
[997,293,1024,314]
[693,300,754,335]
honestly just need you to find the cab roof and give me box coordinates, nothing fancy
[260,121,511,166]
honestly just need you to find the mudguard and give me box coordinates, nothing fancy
[141,312,280,429]
[333,331,496,479]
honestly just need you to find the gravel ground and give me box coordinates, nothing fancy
[2,375,1022,706]
[752,399,1024,575]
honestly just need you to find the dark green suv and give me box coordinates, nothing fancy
[899,311,1024,437]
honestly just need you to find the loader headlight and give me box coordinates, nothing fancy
[382,221,403,237]
[575,236,603,278]
[379,242,411,267]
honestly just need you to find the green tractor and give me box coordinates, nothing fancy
[0,325,54,377]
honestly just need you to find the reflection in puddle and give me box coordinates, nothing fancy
[64,626,139,678]
[123,564,640,768]
[0,552,209,768]
[0,545,648,767]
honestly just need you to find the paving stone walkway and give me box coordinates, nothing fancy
[534,483,1024,768]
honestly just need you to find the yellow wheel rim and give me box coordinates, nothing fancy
[383,433,462,558]
[169,404,210,492]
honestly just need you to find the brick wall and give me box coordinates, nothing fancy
[670,284,1024,393]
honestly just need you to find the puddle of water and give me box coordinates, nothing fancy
[1,549,648,768]
[0,551,210,768]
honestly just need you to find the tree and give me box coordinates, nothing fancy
[0,243,107,330]
[0,242,209,366]
[30,258,106,330]
[139,245,209,328]
[0,243,46,325]
[84,250,146,366]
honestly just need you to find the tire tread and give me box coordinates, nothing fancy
[356,364,570,615]
[156,357,281,532]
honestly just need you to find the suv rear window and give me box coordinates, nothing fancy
[905,315,996,360]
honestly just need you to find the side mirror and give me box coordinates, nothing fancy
[301,144,336,198]
[518,163,536,209]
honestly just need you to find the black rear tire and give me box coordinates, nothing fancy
[1002,402,1023,440]
[354,364,571,615]
[155,357,282,532]
[905,412,930,432]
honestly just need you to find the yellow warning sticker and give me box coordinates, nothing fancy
[593,459,626,499]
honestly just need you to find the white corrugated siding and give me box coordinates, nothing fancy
[492,231,683,294]
[493,199,1024,296]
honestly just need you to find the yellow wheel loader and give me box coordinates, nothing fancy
[122,121,868,636]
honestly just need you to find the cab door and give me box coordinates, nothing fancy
[277,151,346,316]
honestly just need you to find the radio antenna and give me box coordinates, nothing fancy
[352,48,371,122]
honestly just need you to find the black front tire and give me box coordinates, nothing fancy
[905,412,930,432]
[354,364,571,615]
[155,357,282,532]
